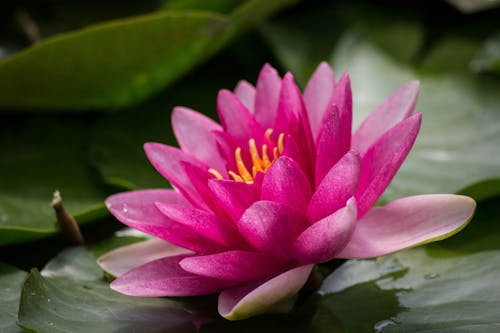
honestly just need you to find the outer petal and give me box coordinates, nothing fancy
[337,194,476,258]
[155,202,243,248]
[307,151,360,222]
[352,81,420,156]
[234,80,256,113]
[144,142,209,210]
[238,201,308,260]
[314,105,342,186]
[218,265,314,320]
[254,64,282,129]
[217,89,264,146]
[106,190,225,253]
[111,255,236,296]
[356,113,422,217]
[180,251,282,282]
[293,198,357,264]
[208,179,258,223]
[304,62,335,138]
[97,238,192,277]
[171,107,225,174]
[261,156,312,214]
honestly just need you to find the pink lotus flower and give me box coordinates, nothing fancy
[98,63,475,320]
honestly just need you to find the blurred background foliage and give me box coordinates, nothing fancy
[1,0,500,332]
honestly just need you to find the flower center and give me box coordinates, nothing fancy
[209,129,285,184]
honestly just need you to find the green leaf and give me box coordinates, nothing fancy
[443,0,500,13]
[428,195,500,256]
[0,0,296,110]
[0,263,27,333]
[418,36,480,74]
[332,33,500,201]
[0,12,229,110]
[89,56,254,190]
[471,31,500,74]
[320,247,500,331]
[260,1,424,85]
[0,115,108,245]
[162,0,242,13]
[17,247,207,333]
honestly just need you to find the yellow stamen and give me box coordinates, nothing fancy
[264,128,273,142]
[262,144,271,168]
[278,133,285,154]
[252,165,258,177]
[208,168,223,179]
[208,131,286,184]
[249,139,264,171]
[235,148,253,182]
[229,171,244,182]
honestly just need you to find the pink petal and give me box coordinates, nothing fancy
[106,190,226,254]
[208,179,259,223]
[155,202,243,248]
[171,107,226,175]
[356,113,422,217]
[144,142,209,210]
[304,62,335,139]
[180,251,282,282]
[353,81,420,156]
[97,238,192,277]
[111,254,236,296]
[217,89,264,146]
[293,198,357,263]
[261,156,312,214]
[274,73,316,178]
[331,72,353,155]
[307,151,360,222]
[238,201,308,260]
[254,64,282,129]
[234,80,256,113]
[212,130,238,173]
[218,265,313,320]
[338,194,476,258]
[182,162,229,218]
[314,105,342,186]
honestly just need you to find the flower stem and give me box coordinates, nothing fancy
[51,190,85,245]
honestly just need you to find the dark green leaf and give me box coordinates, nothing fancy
[0,12,229,110]
[428,195,500,256]
[0,115,108,245]
[261,1,424,85]
[471,31,500,73]
[320,248,500,331]
[443,0,500,13]
[0,0,296,110]
[332,33,500,201]
[89,56,256,190]
[418,37,480,74]
[17,247,206,333]
[0,263,27,333]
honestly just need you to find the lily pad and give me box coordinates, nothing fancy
[17,247,207,333]
[443,0,500,13]
[320,247,500,332]
[0,263,27,333]
[471,31,500,74]
[0,115,109,245]
[332,33,500,201]
[0,0,296,110]
[89,55,259,190]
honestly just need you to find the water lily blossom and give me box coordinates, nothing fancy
[98,63,476,320]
